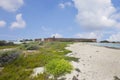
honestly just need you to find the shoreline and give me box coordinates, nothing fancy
[105,46,120,50]
[92,45,120,50]
[89,43,120,50]
[64,43,120,80]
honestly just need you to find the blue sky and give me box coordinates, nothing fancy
[0,0,120,41]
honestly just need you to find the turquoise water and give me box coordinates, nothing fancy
[90,43,120,49]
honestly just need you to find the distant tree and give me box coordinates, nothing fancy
[100,40,110,43]
[0,41,14,46]
[0,40,7,46]
[7,42,14,46]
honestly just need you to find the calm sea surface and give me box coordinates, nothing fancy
[90,43,120,49]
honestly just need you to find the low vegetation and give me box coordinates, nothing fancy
[0,45,19,50]
[45,59,73,78]
[0,42,77,80]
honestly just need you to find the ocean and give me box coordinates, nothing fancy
[90,43,120,49]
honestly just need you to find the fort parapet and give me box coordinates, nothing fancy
[35,36,97,42]
[44,38,97,42]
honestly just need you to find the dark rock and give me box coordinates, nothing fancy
[114,76,120,80]
[72,76,78,80]
[96,51,99,52]
[75,68,81,73]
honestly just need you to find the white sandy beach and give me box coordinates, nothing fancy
[64,43,120,80]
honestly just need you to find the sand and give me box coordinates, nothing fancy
[31,67,44,77]
[64,43,120,80]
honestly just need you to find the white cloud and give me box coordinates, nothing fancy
[59,3,65,9]
[0,0,24,12]
[73,0,120,30]
[0,20,6,27]
[10,13,26,29]
[41,26,49,32]
[59,2,73,9]
[107,33,120,41]
[51,33,63,38]
[75,32,103,40]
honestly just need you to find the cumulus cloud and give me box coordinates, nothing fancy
[51,33,63,38]
[0,0,24,12]
[0,20,6,27]
[73,0,120,30]
[10,13,26,29]
[59,2,73,9]
[75,32,103,40]
[107,33,120,41]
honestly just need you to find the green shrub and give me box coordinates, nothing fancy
[45,59,73,78]
[25,44,39,50]
[19,43,39,50]
[0,50,21,66]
